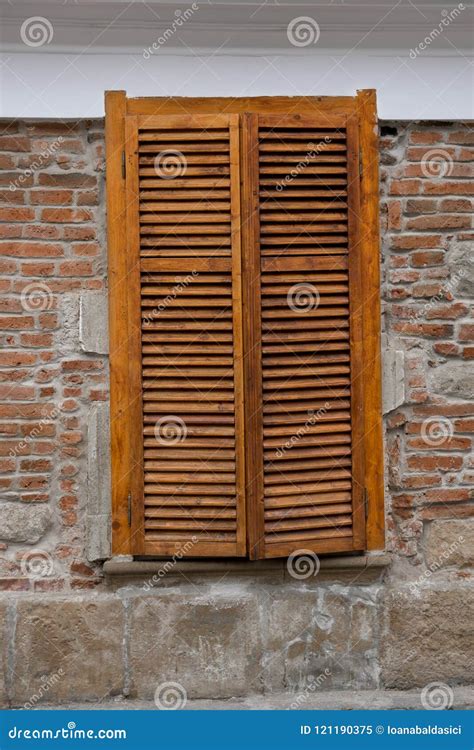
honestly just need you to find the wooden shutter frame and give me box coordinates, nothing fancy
[105,90,384,558]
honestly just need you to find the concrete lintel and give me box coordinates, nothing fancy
[103,553,391,577]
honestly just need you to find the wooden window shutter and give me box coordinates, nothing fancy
[122,113,246,557]
[106,92,384,560]
[242,113,366,559]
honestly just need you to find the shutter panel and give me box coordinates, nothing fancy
[125,114,246,556]
[242,113,366,559]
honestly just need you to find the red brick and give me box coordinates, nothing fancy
[62,226,96,241]
[30,190,73,206]
[402,474,441,488]
[77,190,99,206]
[41,208,93,223]
[0,207,35,222]
[389,179,421,196]
[405,198,437,214]
[0,173,34,188]
[424,181,474,195]
[409,131,443,145]
[440,198,472,212]
[0,315,35,331]
[458,323,474,342]
[38,173,97,188]
[23,225,61,240]
[425,303,469,320]
[412,282,446,298]
[20,262,55,277]
[391,235,443,251]
[58,260,93,276]
[410,250,445,267]
[424,488,472,503]
[433,342,460,356]
[0,242,63,258]
[0,225,22,239]
[406,215,472,231]
[20,333,53,347]
[407,436,471,451]
[413,404,474,417]
[72,242,100,257]
[463,346,474,359]
[393,322,454,337]
[406,455,463,471]
[0,135,30,152]
[448,131,474,145]
[387,200,402,230]
[404,164,473,179]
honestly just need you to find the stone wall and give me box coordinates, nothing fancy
[0,119,472,707]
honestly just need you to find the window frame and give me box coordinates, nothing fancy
[105,90,384,558]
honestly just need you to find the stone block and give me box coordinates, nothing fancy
[86,514,111,562]
[260,588,379,693]
[0,503,51,544]
[13,598,124,705]
[129,591,262,700]
[80,291,108,354]
[0,602,9,707]
[381,587,474,688]
[86,403,111,561]
[382,336,405,414]
[431,361,473,401]
[424,520,474,569]
[57,293,80,353]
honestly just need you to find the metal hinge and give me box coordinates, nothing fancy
[364,488,369,519]
[127,492,132,527]
[121,151,126,179]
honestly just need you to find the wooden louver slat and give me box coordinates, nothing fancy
[242,113,366,559]
[125,113,246,557]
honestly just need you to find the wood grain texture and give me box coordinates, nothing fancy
[124,116,146,554]
[106,91,385,559]
[356,89,385,550]
[105,90,133,555]
[241,113,265,559]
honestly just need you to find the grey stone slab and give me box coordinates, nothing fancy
[381,586,474,689]
[129,591,262,700]
[80,291,108,354]
[0,503,51,544]
[13,598,124,705]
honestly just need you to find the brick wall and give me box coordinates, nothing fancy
[0,118,472,705]
[0,120,108,590]
[379,122,473,565]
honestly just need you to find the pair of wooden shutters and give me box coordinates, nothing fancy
[107,93,383,560]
